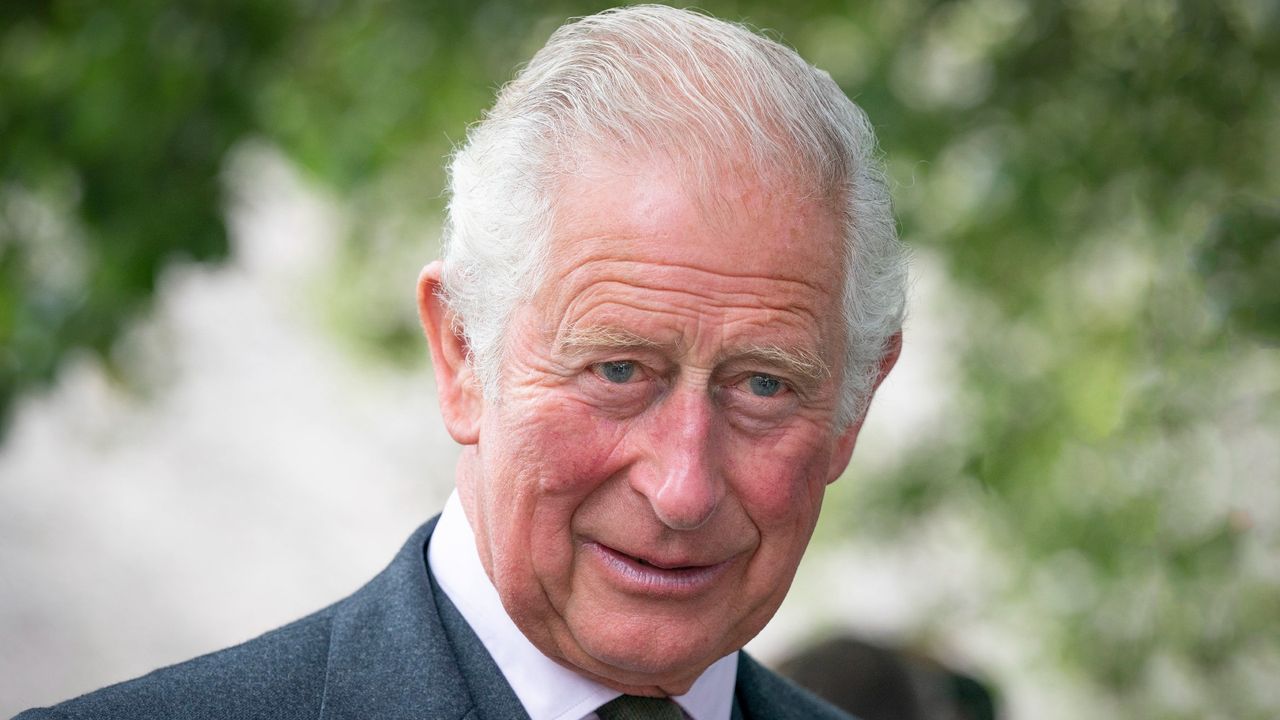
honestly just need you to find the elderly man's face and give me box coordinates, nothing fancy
[426,157,877,693]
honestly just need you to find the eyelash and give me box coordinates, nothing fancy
[741,373,786,398]
[593,360,641,384]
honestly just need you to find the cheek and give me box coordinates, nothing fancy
[723,431,833,530]
[488,395,633,497]
[478,399,633,600]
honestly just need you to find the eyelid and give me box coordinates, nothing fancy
[582,360,667,418]
[561,340,664,365]
[573,344,647,363]
[592,359,639,382]
[590,358,667,386]
[744,372,790,395]
[723,369,795,394]
[716,375,799,428]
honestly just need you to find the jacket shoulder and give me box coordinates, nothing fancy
[15,608,336,720]
[736,651,856,720]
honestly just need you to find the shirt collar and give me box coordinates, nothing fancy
[427,491,738,720]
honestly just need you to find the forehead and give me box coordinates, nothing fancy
[530,156,846,352]
[549,156,842,287]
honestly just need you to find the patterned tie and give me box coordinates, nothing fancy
[595,694,685,720]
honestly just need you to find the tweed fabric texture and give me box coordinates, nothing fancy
[596,695,685,720]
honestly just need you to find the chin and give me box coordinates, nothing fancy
[571,619,733,688]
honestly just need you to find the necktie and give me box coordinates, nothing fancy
[596,694,685,720]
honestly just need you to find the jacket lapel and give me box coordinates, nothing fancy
[317,517,488,720]
[734,652,853,720]
[316,517,786,720]
[430,568,531,720]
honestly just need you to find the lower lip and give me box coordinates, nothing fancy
[583,542,732,597]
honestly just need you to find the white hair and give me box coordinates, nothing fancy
[440,4,907,428]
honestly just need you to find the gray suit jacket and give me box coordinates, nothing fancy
[15,518,850,720]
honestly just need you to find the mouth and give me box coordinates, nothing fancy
[585,541,733,596]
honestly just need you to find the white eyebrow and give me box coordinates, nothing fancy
[556,325,663,355]
[732,344,832,387]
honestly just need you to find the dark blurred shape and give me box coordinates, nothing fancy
[776,635,997,720]
[1198,201,1280,344]
[776,636,922,720]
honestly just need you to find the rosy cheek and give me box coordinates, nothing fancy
[515,398,633,494]
[723,437,831,527]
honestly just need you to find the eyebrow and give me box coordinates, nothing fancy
[734,344,832,387]
[557,325,831,387]
[557,325,663,355]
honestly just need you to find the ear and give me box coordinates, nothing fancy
[825,331,903,484]
[417,261,482,445]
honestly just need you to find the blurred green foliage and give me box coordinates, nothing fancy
[3,0,1278,717]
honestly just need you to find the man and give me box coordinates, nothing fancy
[16,5,905,719]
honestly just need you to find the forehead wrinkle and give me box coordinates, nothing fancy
[557,256,832,297]
[557,277,826,331]
[554,292,704,348]
[551,278,833,364]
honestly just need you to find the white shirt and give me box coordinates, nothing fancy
[427,491,738,720]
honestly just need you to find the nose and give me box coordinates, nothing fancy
[632,387,725,531]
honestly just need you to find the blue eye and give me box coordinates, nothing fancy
[747,374,782,397]
[598,361,637,383]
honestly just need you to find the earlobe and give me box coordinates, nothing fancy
[417,261,483,445]
[826,420,863,485]
[874,331,903,389]
[825,331,903,484]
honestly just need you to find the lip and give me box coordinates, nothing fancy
[583,541,734,597]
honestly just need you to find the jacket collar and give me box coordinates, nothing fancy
[312,516,809,720]
[318,517,480,720]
